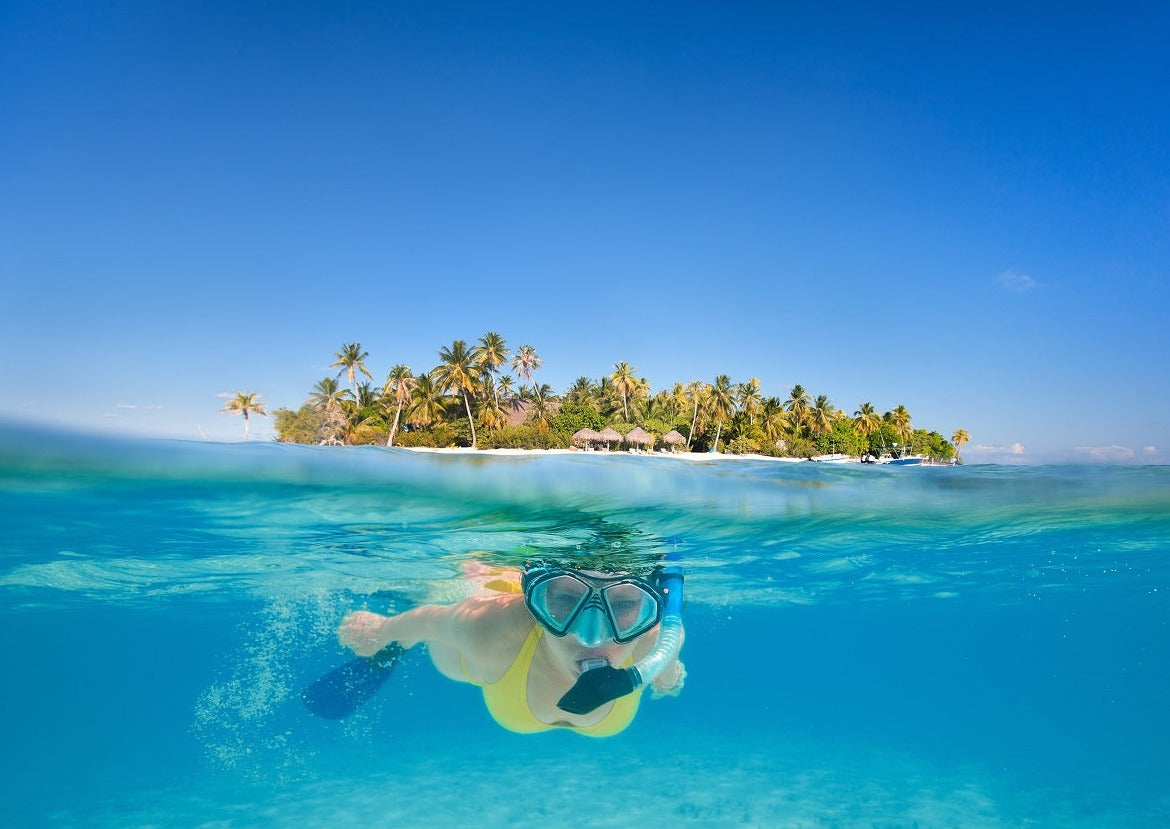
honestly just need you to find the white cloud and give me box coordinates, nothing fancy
[116,402,137,410]
[1073,445,1136,461]
[961,442,1028,463]
[968,442,1025,455]
[1143,445,1158,455]
[996,269,1038,292]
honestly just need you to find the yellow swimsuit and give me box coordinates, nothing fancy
[469,625,643,737]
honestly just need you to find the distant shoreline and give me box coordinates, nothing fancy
[400,446,815,463]
[267,340,963,463]
[395,446,961,465]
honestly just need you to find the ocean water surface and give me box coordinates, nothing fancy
[1,426,1168,827]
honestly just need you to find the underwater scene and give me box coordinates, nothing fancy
[1,426,1168,828]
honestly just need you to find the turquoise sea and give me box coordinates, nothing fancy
[2,425,1168,828]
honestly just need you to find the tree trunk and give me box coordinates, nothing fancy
[463,392,477,448]
[687,402,699,450]
[387,403,402,446]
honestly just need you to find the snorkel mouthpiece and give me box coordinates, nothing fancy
[577,657,610,673]
[557,664,639,715]
[556,567,684,716]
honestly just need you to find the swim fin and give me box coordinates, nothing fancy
[301,642,405,720]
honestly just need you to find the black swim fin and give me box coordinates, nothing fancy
[302,642,405,720]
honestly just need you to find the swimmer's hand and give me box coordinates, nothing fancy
[339,610,392,657]
[650,660,686,700]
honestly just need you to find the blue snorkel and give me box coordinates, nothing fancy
[556,562,684,716]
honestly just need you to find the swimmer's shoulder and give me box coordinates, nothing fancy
[450,592,532,667]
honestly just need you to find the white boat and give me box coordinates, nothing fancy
[810,453,857,463]
[870,450,926,465]
[863,444,927,465]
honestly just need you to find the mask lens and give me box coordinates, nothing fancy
[602,582,661,640]
[528,574,590,632]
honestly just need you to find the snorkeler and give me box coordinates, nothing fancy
[331,560,686,736]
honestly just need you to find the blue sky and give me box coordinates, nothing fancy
[2,1,1167,462]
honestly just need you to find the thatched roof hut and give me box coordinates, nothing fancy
[571,427,602,446]
[597,427,623,446]
[624,426,654,446]
[661,429,686,448]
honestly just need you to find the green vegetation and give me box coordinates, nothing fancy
[262,334,964,461]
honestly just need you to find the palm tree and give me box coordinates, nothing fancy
[511,344,542,395]
[434,339,481,448]
[952,428,970,463]
[220,391,267,441]
[309,377,353,444]
[707,375,736,451]
[478,388,510,431]
[565,376,597,409]
[309,376,352,411]
[528,383,557,431]
[785,385,812,432]
[761,397,791,445]
[645,392,676,431]
[737,378,763,425]
[631,376,651,421]
[343,382,380,443]
[331,343,373,392]
[407,373,445,429]
[887,405,913,444]
[495,374,523,421]
[685,380,708,449]
[810,394,835,437]
[382,364,417,446]
[354,382,380,412]
[669,382,688,423]
[610,361,638,421]
[853,402,881,438]
[472,332,509,404]
[596,375,621,419]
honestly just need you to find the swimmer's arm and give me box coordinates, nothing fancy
[338,595,521,658]
[338,604,455,656]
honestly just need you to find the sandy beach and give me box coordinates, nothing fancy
[399,446,808,462]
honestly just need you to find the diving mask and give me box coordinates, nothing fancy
[521,566,664,645]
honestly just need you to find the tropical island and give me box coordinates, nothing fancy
[223,335,969,462]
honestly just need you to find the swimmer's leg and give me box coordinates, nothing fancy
[301,642,405,720]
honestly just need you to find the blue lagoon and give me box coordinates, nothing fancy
[2,427,1168,827]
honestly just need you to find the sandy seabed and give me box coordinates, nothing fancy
[52,733,1163,828]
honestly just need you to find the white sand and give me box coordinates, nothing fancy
[55,731,1163,828]
[400,445,808,463]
